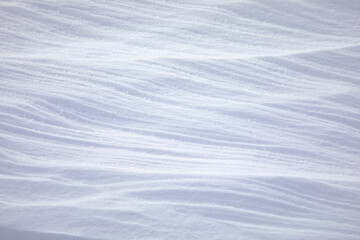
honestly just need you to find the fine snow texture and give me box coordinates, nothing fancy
[1,1,360,240]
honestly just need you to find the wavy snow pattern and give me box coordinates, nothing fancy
[1,0,360,239]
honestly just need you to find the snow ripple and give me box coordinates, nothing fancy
[1,0,360,239]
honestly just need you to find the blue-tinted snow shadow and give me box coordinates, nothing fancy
[0,226,101,240]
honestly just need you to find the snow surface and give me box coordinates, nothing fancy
[1,0,360,239]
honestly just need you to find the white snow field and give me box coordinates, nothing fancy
[1,0,360,239]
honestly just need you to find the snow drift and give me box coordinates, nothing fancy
[1,0,360,239]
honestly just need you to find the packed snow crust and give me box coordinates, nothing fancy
[1,0,360,239]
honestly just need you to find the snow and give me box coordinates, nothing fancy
[1,0,360,239]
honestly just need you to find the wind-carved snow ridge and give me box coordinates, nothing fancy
[1,0,360,239]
